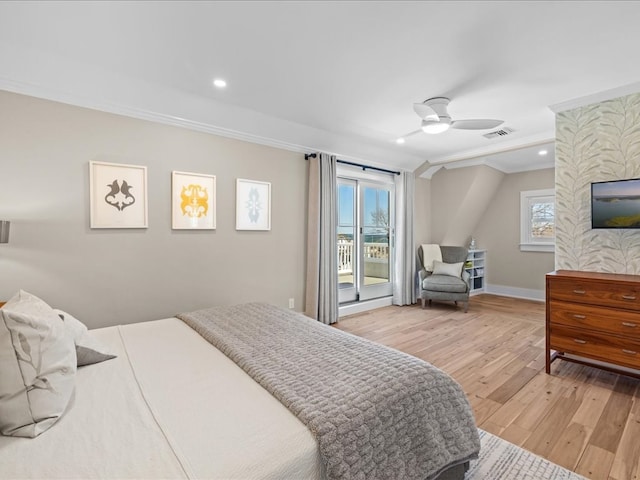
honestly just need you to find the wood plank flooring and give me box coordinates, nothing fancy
[333,294,640,480]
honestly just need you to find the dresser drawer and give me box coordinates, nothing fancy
[549,300,640,338]
[549,324,640,370]
[548,278,640,311]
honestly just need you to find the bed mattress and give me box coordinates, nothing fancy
[0,318,324,479]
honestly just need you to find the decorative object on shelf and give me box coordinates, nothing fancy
[89,161,148,229]
[171,171,216,230]
[236,178,271,231]
[0,221,9,244]
[469,237,477,250]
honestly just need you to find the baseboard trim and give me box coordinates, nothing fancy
[485,284,545,302]
[339,296,393,317]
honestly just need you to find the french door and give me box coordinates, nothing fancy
[337,175,394,304]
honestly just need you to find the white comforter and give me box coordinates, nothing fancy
[0,318,324,479]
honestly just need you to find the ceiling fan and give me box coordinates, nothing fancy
[401,97,504,140]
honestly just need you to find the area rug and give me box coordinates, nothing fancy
[467,429,587,479]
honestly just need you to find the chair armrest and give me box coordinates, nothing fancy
[418,268,430,282]
[462,269,471,288]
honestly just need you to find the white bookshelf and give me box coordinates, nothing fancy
[465,250,486,294]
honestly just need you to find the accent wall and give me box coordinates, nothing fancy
[555,92,640,273]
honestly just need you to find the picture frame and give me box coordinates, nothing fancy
[89,161,148,229]
[236,178,271,231]
[172,171,216,229]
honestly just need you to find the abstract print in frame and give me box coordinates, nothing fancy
[172,171,216,229]
[236,178,271,231]
[89,161,148,228]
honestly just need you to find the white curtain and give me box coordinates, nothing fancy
[305,153,338,324]
[393,171,416,305]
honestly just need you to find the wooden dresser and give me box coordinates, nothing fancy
[546,270,640,377]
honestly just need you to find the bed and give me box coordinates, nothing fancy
[0,295,480,480]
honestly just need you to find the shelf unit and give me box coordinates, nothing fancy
[465,250,486,294]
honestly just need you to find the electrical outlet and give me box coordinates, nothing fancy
[288,298,295,309]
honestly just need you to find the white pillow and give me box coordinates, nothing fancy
[54,309,116,367]
[0,290,76,438]
[431,260,464,278]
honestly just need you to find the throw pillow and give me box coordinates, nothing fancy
[55,309,116,367]
[432,260,464,278]
[0,290,76,438]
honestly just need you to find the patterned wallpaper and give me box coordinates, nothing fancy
[556,92,640,273]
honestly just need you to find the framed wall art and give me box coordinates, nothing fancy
[89,161,148,228]
[236,178,271,231]
[172,171,216,229]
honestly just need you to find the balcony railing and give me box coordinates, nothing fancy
[337,240,389,274]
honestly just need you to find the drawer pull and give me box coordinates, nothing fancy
[573,339,587,344]
[573,314,586,319]
[622,295,637,301]
[622,322,638,328]
[622,349,638,356]
[573,289,586,295]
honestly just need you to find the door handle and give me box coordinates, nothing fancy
[622,295,637,301]
[573,289,586,295]
[622,322,638,328]
[573,314,586,319]
[573,339,587,344]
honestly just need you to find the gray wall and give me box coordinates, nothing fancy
[474,168,555,294]
[413,164,555,298]
[430,165,505,246]
[0,91,308,328]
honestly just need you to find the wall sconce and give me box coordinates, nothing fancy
[0,221,10,244]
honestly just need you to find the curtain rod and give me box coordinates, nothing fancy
[304,153,400,176]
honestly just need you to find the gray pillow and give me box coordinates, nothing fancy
[55,309,116,367]
[431,260,464,278]
[0,290,76,438]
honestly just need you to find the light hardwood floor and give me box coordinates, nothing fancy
[334,294,640,480]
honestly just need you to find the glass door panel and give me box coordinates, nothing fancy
[337,179,357,304]
[360,184,393,301]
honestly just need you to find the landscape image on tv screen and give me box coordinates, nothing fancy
[592,178,640,228]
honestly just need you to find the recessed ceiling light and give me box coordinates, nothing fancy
[213,78,227,88]
[396,138,405,144]
[538,149,548,156]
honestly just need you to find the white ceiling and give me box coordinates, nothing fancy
[1,1,640,173]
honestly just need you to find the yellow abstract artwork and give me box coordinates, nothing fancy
[180,184,209,218]
[172,171,216,229]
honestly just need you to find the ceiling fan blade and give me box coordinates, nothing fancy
[404,129,424,137]
[397,129,423,142]
[451,119,504,130]
[413,103,439,120]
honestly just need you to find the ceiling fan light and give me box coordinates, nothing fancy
[421,118,451,134]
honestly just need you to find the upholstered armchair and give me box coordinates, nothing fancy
[418,245,471,313]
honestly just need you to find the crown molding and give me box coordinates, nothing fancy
[549,81,640,113]
[425,134,554,166]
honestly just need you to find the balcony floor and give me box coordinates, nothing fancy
[339,273,388,287]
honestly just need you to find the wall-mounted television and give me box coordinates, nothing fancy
[591,178,640,228]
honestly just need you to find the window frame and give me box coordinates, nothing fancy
[520,188,555,252]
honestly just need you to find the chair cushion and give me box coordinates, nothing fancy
[423,274,468,293]
[432,260,463,278]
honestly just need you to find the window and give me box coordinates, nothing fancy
[520,188,555,252]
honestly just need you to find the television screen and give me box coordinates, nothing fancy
[592,178,640,228]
